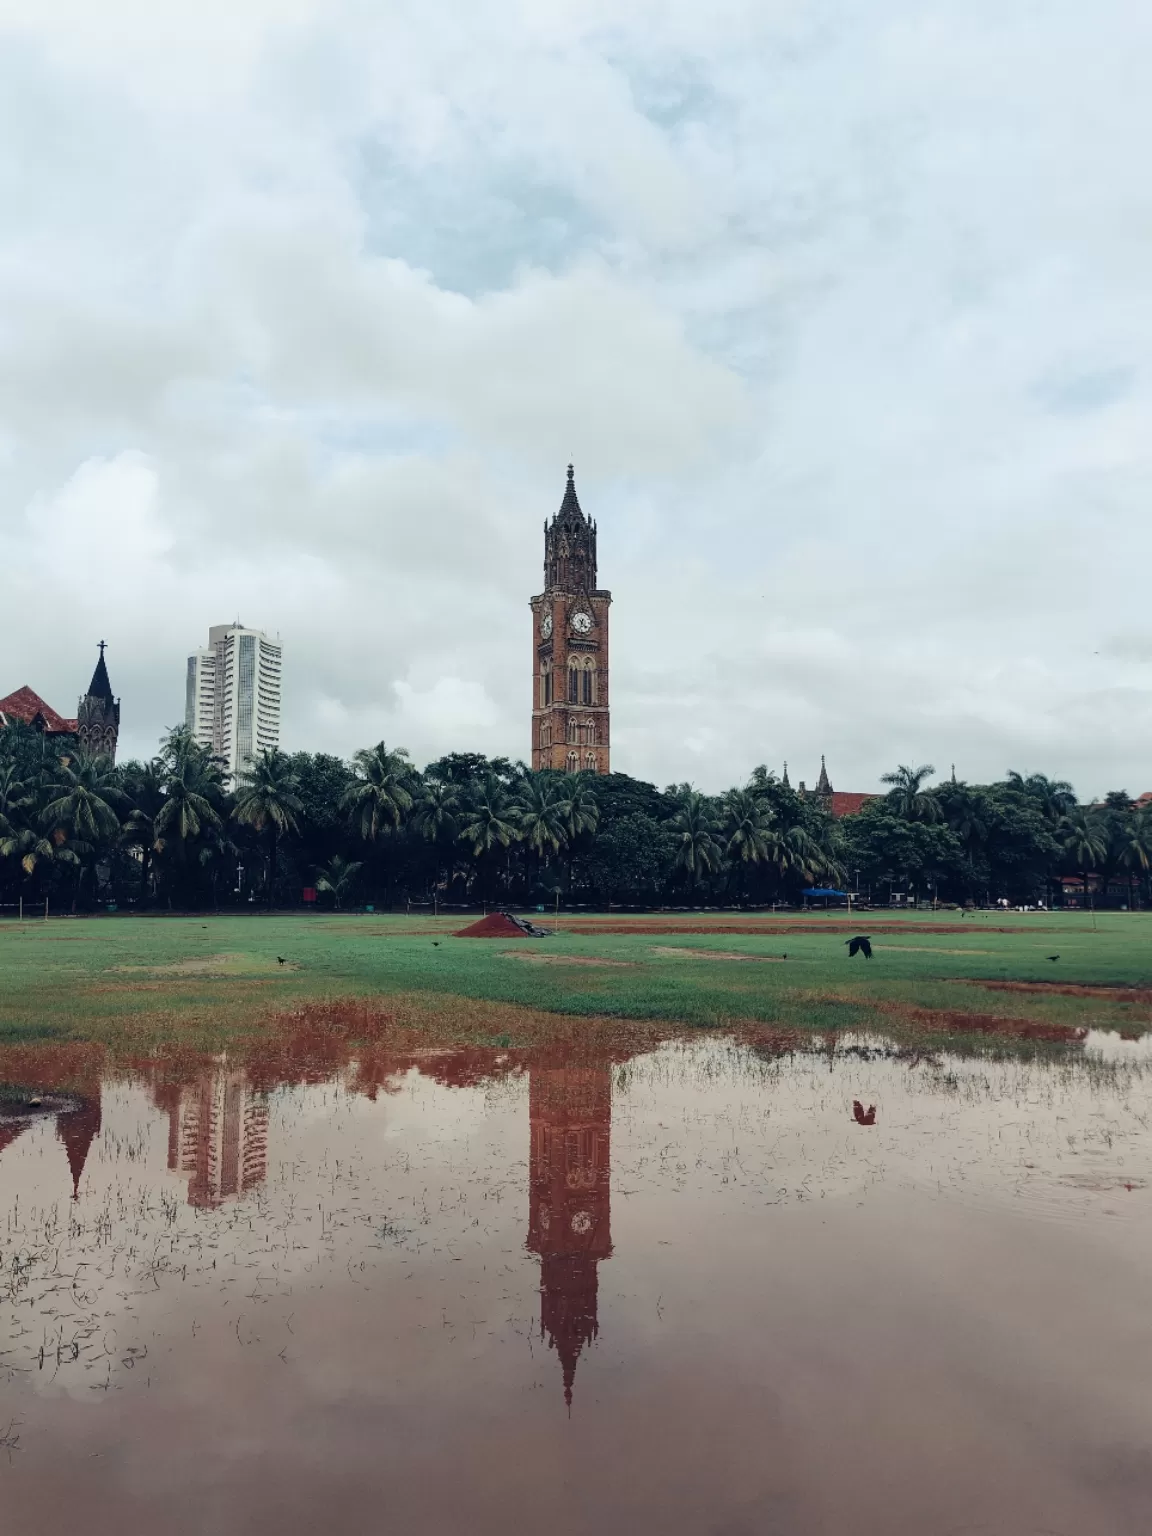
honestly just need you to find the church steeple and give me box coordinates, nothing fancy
[57,1090,102,1200]
[815,754,833,808]
[86,641,114,702]
[77,641,120,762]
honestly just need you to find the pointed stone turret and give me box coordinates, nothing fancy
[543,465,598,593]
[77,641,120,762]
[782,761,790,790]
[815,755,833,810]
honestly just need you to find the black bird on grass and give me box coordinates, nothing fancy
[432,941,441,947]
[277,956,287,966]
[846,935,873,960]
[1047,954,1060,962]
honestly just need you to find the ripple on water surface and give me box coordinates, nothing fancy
[2,1026,1152,1535]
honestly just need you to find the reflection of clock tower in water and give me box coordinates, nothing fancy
[530,465,611,773]
[526,1058,613,1408]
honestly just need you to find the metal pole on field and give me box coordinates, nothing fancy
[18,897,22,922]
[44,898,48,919]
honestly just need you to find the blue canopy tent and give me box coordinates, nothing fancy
[801,886,851,909]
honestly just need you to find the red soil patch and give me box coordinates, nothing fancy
[651,946,787,962]
[455,912,536,938]
[858,997,1088,1045]
[500,951,635,968]
[552,921,1031,937]
[972,980,1152,1006]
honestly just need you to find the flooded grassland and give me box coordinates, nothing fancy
[3,999,1152,1535]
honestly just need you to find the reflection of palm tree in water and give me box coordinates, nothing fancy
[526,1062,613,1408]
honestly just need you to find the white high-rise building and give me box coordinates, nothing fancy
[184,624,282,777]
[185,649,216,751]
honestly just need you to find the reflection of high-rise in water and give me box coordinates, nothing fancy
[526,1063,613,1408]
[155,1065,269,1209]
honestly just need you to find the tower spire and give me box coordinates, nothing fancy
[87,641,114,702]
[77,640,120,760]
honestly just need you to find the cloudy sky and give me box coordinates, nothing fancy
[2,0,1149,797]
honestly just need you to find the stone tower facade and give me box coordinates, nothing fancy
[77,642,120,762]
[530,466,611,774]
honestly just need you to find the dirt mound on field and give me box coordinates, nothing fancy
[455,912,539,938]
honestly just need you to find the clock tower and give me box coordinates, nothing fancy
[530,465,611,773]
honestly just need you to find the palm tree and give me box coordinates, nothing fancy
[556,773,600,897]
[516,775,569,893]
[40,752,125,845]
[459,776,521,900]
[0,825,77,882]
[1112,808,1152,911]
[881,764,940,823]
[39,752,127,907]
[1059,807,1109,910]
[0,762,34,825]
[411,779,462,907]
[722,788,773,899]
[120,758,166,906]
[154,762,225,867]
[766,821,836,890]
[342,742,415,842]
[557,774,600,841]
[232,749,304,902]
[667,792,722,890]
[723,788,773,866]
[314,854,363,909]
[1006,771,1077,825]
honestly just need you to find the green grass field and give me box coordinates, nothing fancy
[1,908,1150,1057]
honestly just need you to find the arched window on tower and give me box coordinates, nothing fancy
[566,750,579,773]
[568,661,579,703]
[582,658,594,705]
[567,719,577,745]
[585,752,597,771]
[542,665,552,707]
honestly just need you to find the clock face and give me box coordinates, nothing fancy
[571,609,593,634]
[541,611,553,638]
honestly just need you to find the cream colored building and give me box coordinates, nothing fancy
[184,623,282,776]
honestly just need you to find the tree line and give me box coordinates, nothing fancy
[0,726,1147,911]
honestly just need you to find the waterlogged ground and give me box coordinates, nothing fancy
[2,1017,1152,1534]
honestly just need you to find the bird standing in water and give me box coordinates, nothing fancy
[846,935,873,959]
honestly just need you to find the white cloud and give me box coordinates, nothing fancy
[0,0,1150,797]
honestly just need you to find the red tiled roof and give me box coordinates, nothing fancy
[0,686,77,734]
[829,791,878,818]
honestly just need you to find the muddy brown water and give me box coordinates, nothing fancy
[3,1030,1152,1534]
